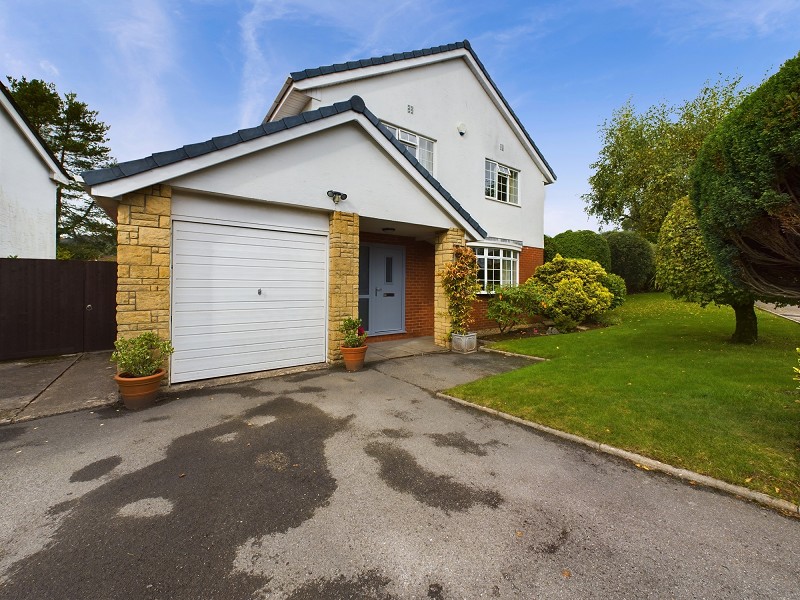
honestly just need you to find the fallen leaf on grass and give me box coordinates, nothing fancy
[744,477,753,483]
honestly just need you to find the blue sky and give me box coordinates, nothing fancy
[2,0,798,234]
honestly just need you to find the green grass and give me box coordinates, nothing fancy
[447,293,800,504]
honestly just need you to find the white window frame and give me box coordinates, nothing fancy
[473,246,519,293]
[484,159,519,205]
[383,123,435,173]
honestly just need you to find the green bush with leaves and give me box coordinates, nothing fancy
[543,235,560,263]
[486,285,532,333]
[604,230,655,292]
[339,317,366,348]
[440,246,481,336]
[551,230,611,270]
[526,255,613,330]
[601,273,627,309]
[111,332,174,378]
[656,197,757,343]
[794,348,800,389]
[691,51,800,301]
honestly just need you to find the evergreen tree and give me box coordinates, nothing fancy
[7,76,115,259]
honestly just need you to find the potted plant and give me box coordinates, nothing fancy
[110,331,174,410]
[339,317,368,371]
[440,245,481,353]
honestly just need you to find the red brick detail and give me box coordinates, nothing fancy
[360,232,434,341]
[520,245,544,283]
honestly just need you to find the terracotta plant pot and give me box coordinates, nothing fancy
[340,345,368,372]
[113,368,166,410]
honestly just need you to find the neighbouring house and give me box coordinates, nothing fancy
[0,81,70,258]
[83,40,556,384]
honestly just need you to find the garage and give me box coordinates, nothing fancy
[170,218,327,383]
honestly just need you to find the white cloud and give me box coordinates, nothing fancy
[38,60,59,78]
[648,0,800,40]
[100,0,181,160]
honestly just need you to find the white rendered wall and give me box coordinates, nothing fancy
[0,107,57,258]
[300,58,547,247]
[170,123,456,231]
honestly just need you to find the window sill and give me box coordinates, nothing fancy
[484,196,521,207]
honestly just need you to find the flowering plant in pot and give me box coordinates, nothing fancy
[110,332,174,410]
[339,316,367,371]
[440,245,481,353]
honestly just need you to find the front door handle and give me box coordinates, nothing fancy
[375,287,382,297]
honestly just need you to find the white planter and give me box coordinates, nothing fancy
[451,332,477,354]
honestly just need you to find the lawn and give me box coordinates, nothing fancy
[447,293,800,505]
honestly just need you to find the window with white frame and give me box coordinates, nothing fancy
[383,124,434,173]
[484,159,519,204]
[474,247,519,292]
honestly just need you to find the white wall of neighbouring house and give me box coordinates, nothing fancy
[0,106,57,258]
[170,122,458,232]
[291,56,549,247]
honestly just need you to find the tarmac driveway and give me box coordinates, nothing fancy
[0,352,798,599]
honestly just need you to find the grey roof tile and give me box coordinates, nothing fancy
[285,39,555,181]
[81,93,486,237]
[151,148,187,167]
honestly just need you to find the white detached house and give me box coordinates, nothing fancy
[84,40,556,384]
[1,82,70,258]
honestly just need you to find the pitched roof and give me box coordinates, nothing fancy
[280,40,556,182]
[0,81,71,183]
[82,95,486,238]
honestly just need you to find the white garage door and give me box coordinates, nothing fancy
[171,220,327,383]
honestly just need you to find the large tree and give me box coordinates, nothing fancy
[7,77,115,259]
[583,78,749,241]
[691,52,800,302]
[656,197,757,344]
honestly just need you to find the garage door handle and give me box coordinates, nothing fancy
[258,289,262,295]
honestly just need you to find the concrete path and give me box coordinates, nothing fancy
[0,352,117,424]
[756,302,800,324]
[1,352,798,599]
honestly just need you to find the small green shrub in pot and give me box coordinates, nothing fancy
[440,246,481,336]
[111,332,174,378]
[339,317,367,348]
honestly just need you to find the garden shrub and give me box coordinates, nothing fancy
[601,273,627,309]
[552,230,611,270]
[526,255,613,330]
[486,285,533,333]
[440,246,481,335]
[604,230,655,292]
[543,235,560,263]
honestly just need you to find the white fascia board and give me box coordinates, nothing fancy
[292,51,466,95]
[87,113,357,199]
[87,111,483,240]
[0,92,71,185]
[460,53,555,185]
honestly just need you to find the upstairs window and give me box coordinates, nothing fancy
[384,124,434,173]
[474,247,519,292]
[485,159,519,204]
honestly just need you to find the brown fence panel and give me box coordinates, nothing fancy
[0,259,117,361]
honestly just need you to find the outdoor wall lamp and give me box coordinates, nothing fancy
[327,190,347,204]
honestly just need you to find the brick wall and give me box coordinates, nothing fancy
[115,185,172,341]
[360,232,434,343]
[328,212,359,361]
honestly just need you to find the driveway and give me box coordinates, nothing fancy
[0,352,797,599]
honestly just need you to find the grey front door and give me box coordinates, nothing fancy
[364,244,405,335]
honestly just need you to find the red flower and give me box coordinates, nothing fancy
[357,326,365,335]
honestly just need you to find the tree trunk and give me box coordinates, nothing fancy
[730,300,758,344]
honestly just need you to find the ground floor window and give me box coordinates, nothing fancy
[474,247,519,292]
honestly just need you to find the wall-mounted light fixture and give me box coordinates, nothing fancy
[456,122,467,136]
[327,190,348,204]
